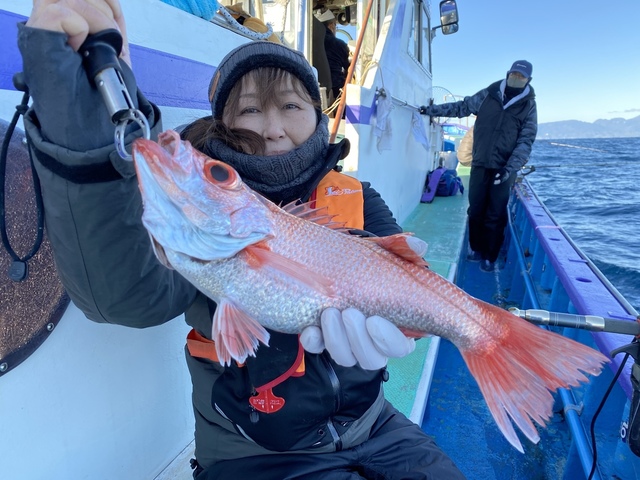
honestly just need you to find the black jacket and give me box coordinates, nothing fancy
[324,28,350,92]
[428,79,538,173]
[473,81,537,172]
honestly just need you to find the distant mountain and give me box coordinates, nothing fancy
[537,115,640,139]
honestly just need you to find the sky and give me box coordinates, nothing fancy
[428,0,640,124]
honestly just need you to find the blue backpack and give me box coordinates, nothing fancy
[420,167,464,203]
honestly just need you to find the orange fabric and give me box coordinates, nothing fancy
[187,328,219,362]
[293,355,306,376]
[313,170,364,229]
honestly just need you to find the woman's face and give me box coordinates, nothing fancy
[224,75,317,156]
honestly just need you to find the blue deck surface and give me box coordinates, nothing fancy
[425,259,573,479]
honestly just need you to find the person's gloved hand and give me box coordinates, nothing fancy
[493,168,511,185]
[300,308,416,370]
[419,105,434,116]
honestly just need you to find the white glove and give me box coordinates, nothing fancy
[300,308,416,370]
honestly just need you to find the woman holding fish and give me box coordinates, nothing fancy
[18,0,465,478]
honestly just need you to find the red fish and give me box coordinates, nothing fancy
[132,130,609,453]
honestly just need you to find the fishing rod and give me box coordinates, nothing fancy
[509,308,640,336]
[511,307,640,463]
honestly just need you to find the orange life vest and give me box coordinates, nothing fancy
[310,169,364,229]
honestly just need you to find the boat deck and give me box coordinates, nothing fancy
[385,165,470,423]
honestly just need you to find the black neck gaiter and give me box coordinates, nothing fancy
[204,116,330,205]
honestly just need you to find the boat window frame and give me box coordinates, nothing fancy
[408,0,432,74]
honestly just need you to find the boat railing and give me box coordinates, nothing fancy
[506,177,638,399]
[504,177,640,478]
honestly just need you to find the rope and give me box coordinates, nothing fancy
[323,91,342,116]
[0,91,45,281]
[218,6,274,40]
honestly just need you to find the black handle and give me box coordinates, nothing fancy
[78,29,123,85]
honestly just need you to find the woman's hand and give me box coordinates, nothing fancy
[300,308,416,370]
[27,0,131,66]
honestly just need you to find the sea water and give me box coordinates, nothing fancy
[526,137,640,312]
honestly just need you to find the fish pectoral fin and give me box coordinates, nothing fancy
[212,298,271,366]
[365,234,429,267]
[280,200,347,231]
[243,244,335,297]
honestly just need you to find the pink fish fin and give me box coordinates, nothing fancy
[243,243,335,297]
[212,298,271,366]
[281,200,347,231]
[365,234,429,267]
[460,302,609,453]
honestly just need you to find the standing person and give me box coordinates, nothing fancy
[311,14,333,101]
[421,61,538,272]
[19,1,465,479]
[316,9,350,105]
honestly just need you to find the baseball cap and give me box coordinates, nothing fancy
[508,60,533,78]
[315,10,335,23]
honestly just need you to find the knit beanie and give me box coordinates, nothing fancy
[209,41,321,119]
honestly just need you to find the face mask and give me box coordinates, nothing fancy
[507,74,528,88]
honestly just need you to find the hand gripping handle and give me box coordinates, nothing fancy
[79,29,149,159]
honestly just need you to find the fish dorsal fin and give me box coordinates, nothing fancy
[244,243,335,297]
[281,200,347,230]
[366,233,429,267]
[212,298,271,366]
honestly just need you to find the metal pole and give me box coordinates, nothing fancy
[329,0,374,143]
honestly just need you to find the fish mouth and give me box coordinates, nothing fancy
[133,130,184,181]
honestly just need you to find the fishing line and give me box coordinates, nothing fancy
[548,142,607,153]
[587,352,630,480]
[529,161,636,169]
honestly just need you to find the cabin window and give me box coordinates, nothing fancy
[420,4,431,71]
[408,0,432,72]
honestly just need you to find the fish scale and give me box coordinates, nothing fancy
[132,129,609,454]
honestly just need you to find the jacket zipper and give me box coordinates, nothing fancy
[320,352,343,451]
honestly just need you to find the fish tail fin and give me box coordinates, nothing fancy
[460,303,609,453]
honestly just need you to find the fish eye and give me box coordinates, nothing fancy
[209,164,229,182]
[204,159,241,189]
